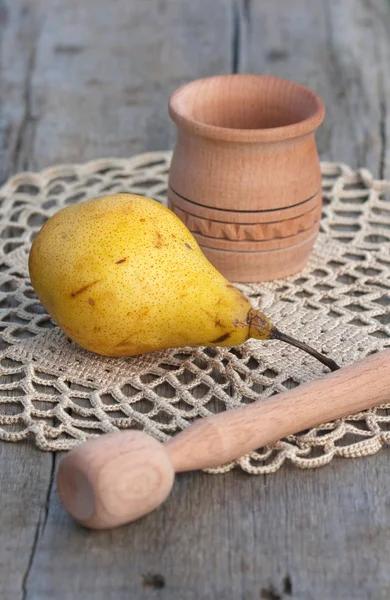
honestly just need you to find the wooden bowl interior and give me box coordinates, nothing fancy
[173,76,321,130]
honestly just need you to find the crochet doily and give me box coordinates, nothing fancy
[0,152,389,474]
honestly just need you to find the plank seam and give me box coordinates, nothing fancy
[21,453,56,599]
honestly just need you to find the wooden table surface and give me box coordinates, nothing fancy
[1,1,390,599]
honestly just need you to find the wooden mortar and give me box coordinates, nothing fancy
[168,74,325,282]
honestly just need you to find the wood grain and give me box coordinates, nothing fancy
[0,0,390,598]
[0,440,54,600]
[0,0,46,183]
[238,0,390,179]
[5,0,233,173]
[20,455,390,600]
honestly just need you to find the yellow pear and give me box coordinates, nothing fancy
[29,194,338,371]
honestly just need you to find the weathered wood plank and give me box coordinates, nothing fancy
[0,3,55,599]
[0,439,54,600]
[13,0,233,172]
[238,0,390,179]
[25,453,390,600]
[373,0,390,180]
[0,0,46,182]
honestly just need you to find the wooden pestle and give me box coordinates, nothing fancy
[58,350,390,529]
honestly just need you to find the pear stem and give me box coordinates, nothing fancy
[270,328,340,372]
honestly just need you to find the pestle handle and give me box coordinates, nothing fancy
[167,350,390,472]
[57,351,390,529]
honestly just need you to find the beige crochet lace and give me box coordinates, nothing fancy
[0,152,389,474]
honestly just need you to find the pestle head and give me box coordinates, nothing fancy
[57,430,175,529]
